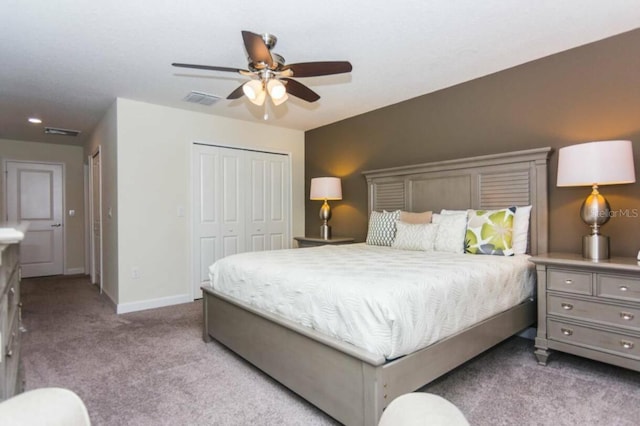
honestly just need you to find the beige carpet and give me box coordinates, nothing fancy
[21,275,640,425]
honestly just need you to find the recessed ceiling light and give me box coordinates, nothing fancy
[28,117,42,124]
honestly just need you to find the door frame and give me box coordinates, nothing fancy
[3,159,66,276]
[88,147,103,292]
[189,141,294,300]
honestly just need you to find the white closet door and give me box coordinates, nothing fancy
[192,144,290,299]
[246,154,268,251]
[220,150,245,256]
[192,146,223,298]
[265,154,289,250]
[246,151,290,251]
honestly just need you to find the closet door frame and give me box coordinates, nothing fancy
[190,142,293,300]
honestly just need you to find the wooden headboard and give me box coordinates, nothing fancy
[362,147,552,255]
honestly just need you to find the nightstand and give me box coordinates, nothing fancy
[530,253,640,372]
[294,236,355,248]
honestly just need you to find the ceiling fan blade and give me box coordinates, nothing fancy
[281,78,320,102]
[227,84,246,100]
[172,63,247,73]
[282,61,352,77]
[241,31,273,67]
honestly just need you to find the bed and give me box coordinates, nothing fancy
[202,147,552,425]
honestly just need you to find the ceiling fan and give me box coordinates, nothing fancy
[172,31,352,108]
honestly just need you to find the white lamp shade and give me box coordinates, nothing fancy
[557,140,636,187]
[271,92,288,106]
[243,80,266,106]
[310,177,342,200]
[267,79,287,101]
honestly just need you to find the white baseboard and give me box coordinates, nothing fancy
[116,293,192,314]
[65,267,85,275]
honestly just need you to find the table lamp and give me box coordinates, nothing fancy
[557,140,636,260]
[310,177,342,240]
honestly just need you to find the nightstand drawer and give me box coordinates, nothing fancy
[548,319,640,360]
[547,269,592,295]
[547,295,640,331]
[597,275,640,303]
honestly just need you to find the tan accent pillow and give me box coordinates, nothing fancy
[399,210,432,224]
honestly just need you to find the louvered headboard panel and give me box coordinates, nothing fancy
[371,180,405,212]
[478,170,530,209]
[363,147,552,255]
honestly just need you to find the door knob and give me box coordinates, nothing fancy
[51,223,62,227]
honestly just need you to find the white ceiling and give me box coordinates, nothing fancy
[1,1,639,147]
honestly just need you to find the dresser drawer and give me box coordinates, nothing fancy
[547,269,592,295]
[4,309,21,398]
[547,294,640,331]
[548,319,640,360]
[597,274,640,303]
[6,267,19,319]
[1,245,18,284]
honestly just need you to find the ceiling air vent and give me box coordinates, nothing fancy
[44,127,81,137]
[183,91,221,106]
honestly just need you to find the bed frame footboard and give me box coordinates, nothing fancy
[203,287,535,426]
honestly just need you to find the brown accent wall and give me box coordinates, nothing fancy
[305,29,640,257]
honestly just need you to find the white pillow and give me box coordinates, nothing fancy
[440,209,470,216]
[392,221,439,251]
[366,210,400,246]
[512,205,532,255]
[432,213,467,253]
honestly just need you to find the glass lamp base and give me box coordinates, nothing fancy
[583,234,609,260]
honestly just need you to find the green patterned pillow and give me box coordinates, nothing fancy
[464,207,516,256]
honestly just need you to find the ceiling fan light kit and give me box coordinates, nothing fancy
[243,80,266,105]
[267,79,286,101]
[172,30,352,115]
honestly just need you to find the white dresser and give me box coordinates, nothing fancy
[0,225,26,401]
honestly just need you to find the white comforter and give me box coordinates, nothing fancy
[208,243,534,359]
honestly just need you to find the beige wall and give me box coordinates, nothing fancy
[114,98,304,311]
[85,102,119,303]
[0,138,86,273]
[305,29,640,258]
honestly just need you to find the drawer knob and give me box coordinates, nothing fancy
[620,340,635,350]
[9,287,15,295]
[561,303,573,310]
[564,279,573,285]
[620,312,635,321]
[619,286,629,292]
[561,328,573,336]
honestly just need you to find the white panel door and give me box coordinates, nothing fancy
[6,161,64,277]
[192,146,222,299]
[220,150,245,257]
[246,155,268,252]
[267,156,289,250]
[192,144,290,299]
[246,151,290,251]
[90,151,103,290]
